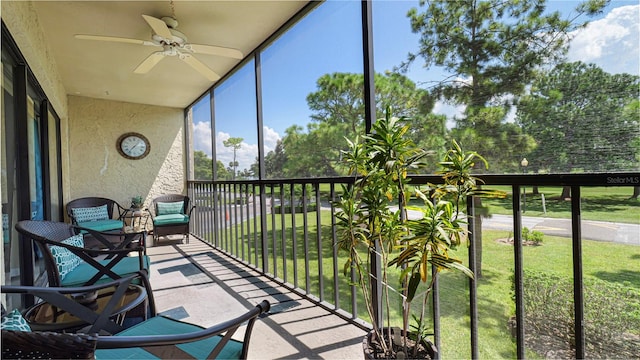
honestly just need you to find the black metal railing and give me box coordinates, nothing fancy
[188,172,640,359]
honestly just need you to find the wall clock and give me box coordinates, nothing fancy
[116,132,150,160]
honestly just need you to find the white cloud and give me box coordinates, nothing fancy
[193,121,212,157]
[215,126,282,173]
[568,5,639,75]
[433,101,465,128]
[263,126,281,153]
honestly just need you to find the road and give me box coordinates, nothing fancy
[197,201,639,246]
[483,214,640,246]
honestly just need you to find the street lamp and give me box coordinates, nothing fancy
[521,158,529,213]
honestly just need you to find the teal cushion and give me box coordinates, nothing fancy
[49,234,84,280]
[1,309,32,332]
[153,214,189,226]
[94,316,244,359]
[60,255,150,287]
[77,219,124,232]
[72,204,109,222]
[156,201,184,215]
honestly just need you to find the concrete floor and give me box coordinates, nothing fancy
[146,238,366,359]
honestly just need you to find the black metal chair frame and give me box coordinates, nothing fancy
[149,194,195,245]
[14,220,156,315]
[2,274,150,334]
[2,275,270,360]
[95,300,270,359]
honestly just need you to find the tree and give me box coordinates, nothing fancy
[517,62,640,198]
[262,139,287,179]
[215,160,230,180]
[405,0,605,107]
[404,0,606,275]
[223,137,243,180]
[282,72,446,177]
[405,0,606,170]
[193,150,213,180]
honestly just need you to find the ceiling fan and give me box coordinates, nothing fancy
[75,14,243,81]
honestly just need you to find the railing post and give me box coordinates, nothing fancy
[467,196,479,360]
[259,183,269,272]
[571,186,585,359]
[512,185,526,360]
[361,0,382,328]
[431,264,440,359]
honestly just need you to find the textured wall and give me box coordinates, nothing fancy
[1,1,68,117]
[68,96,185,212]
[1,0,72,201]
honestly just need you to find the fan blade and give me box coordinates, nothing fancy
[179,53,220,81]
[75,34,157,46]
[186,44,243,59]
[134,52,166,74]
[142,15,173,40]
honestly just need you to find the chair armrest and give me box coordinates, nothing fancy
[188,205,196,217]
[95,300,270,359]
[1,273,137,296]
[74,226,145,252]
[114,202,129,220]
[41,234,141,258]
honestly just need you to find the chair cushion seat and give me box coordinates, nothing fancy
[60,256,150,287]
[94,316,243,359]
[77,219,124,232]
[153,214,189,226]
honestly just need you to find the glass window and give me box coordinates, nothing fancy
[190,94,214,180]
[1,47,18,288]
[47,109,62,221]
[372,0,639,175]
[261,1,364,179]
[27,90,44,222]
[214,59,257,181]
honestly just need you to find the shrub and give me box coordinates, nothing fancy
[522,227,543,244]
[514,270,640,358]
[273,204,317,214]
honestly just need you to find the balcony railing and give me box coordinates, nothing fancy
[187,172,640,359]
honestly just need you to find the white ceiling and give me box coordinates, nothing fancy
[32,1,309,108]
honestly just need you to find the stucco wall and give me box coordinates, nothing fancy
[1,0,68,117]
[1,0,72,202]
[68,96,185,212]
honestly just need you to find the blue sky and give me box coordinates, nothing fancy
[193,0,639,172]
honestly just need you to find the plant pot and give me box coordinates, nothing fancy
[362,327,437,360]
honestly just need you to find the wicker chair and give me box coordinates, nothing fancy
[1,278,270,360]
[149,194,195,245]
[14,220,155,315]
[66,197,128,249]
[1,330,98,359]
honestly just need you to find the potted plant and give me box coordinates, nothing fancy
[334,107,502,359]
[131,195,144,210]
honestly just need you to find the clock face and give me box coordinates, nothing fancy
[117,132,150,160]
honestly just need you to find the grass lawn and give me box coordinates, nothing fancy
[480,186,640,224]
[211,209,640,359]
